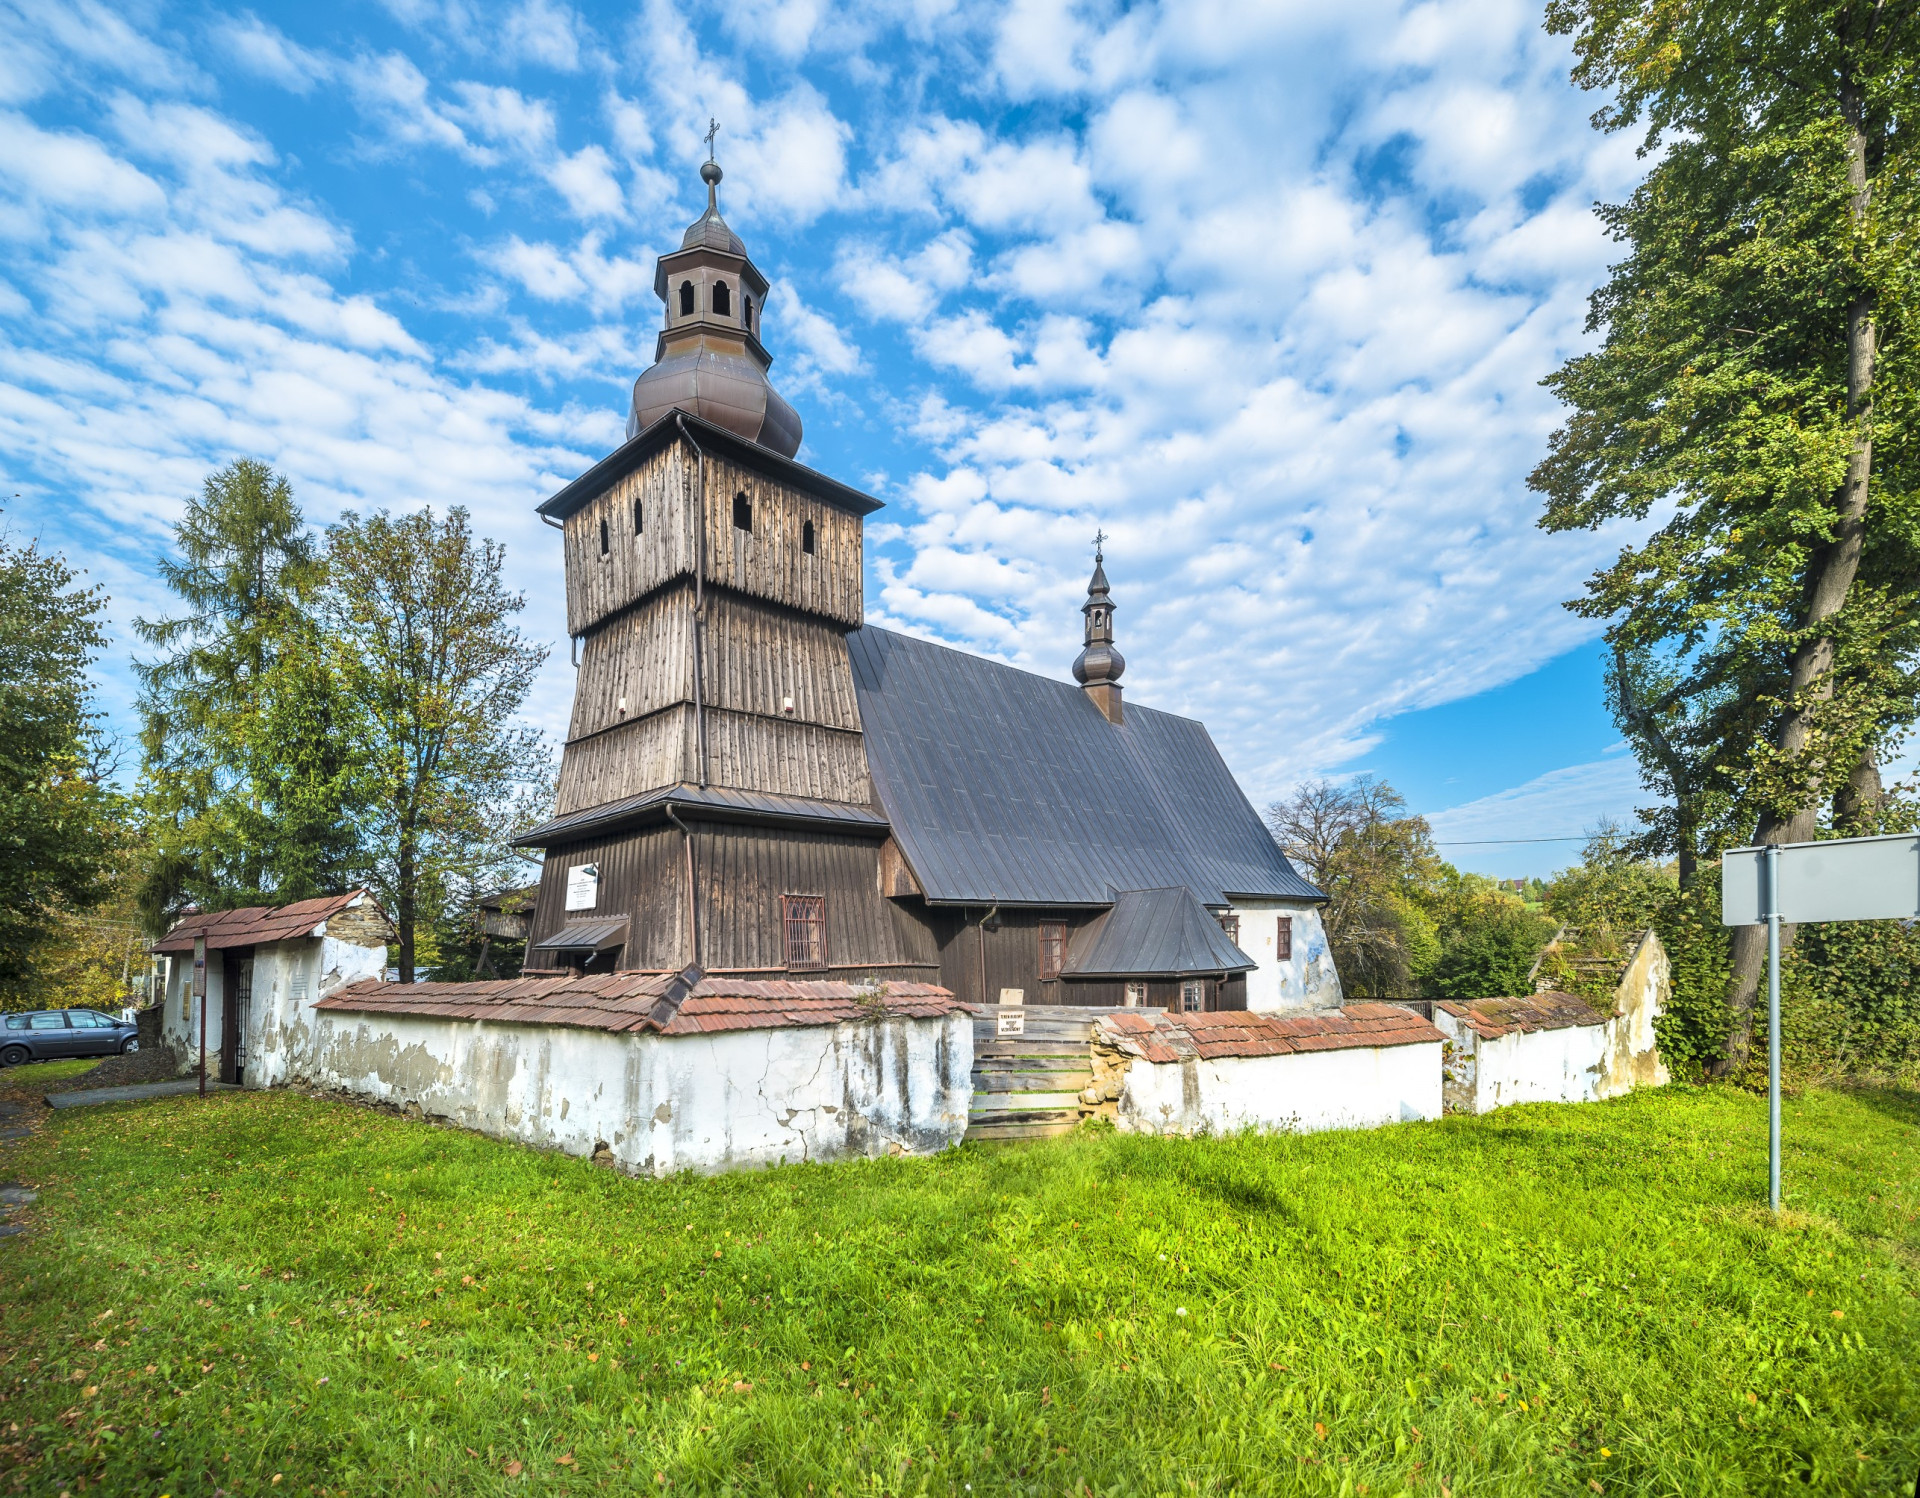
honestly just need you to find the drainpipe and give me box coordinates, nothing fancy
[665,804,700,970]
[674,413,711,788]
[977,903,998,1007]
[539,512,579,667]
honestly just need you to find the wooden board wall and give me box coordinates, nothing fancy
[561,440,864,638]
[925,907,1248,1010]
[555,708,696,815]
[569,585,863,741]
[527,826,687,970]
[556,707,870,814]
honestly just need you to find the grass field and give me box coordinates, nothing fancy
[0,1084,1915,1496]
[1,1057,108,1085]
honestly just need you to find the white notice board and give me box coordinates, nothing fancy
[1721,832,1920,926]
[564,863,600,912]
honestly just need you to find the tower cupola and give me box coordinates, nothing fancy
[627,127,803,456]
[1072,534,1124,724]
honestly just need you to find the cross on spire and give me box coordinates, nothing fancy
[1092,527,1107,561]
[704,118,721,161]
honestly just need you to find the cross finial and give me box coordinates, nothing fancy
[704,118,720,161]
[1092,527,1107,560]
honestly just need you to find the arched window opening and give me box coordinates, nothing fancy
[801,518,815,555]
[712,280,731,317]
[633,497,643,534]
[599,517,609,556]
[678,280,695,316]
[743,295,754,331]
[733,491,752,532]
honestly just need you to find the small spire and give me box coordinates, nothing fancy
[1073,537,1124,723]
[700,119,723,209]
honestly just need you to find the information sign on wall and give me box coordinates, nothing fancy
[564,863,600,912]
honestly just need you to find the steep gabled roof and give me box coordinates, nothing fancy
[847,627,1322,908]
[1064,888,1255,977]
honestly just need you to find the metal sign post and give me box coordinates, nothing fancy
[1722,831,1920,1212]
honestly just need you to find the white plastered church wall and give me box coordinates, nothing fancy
[1229,900,1342,1011]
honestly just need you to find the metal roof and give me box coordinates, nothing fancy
[847,627,1323,907]
[531,916,630,953]
[1064,888,1255,978]
[516,783,887,849]
[535,409,882,525]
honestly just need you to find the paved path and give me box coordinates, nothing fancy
[46,1080,241,1109]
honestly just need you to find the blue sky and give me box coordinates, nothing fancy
[2,0,1662,879]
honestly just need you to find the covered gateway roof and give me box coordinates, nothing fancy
[847,627,1322,908]
[155,891,383,954]
[1064,887,1255,977]
[314,970,964,1038]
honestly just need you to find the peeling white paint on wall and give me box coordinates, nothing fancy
[159,933,386,1080]
[279,1006,972,1176]
[1229,899,1342,1011]
[1117,1039,1441,1135]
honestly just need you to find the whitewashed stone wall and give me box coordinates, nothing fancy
[1116,1040,1440,1136]
[160,934,386,1079]
[1229,899,1342,1011]
[1434,1015,1610,1114]
[276,1006,972,1176]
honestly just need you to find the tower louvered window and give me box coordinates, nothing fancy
[783,895,826,971]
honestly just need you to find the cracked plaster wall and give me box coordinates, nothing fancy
[1115,1040,1441,1136]
[1229,901,1342,1012]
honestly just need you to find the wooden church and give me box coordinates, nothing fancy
[518,157,1337,1015]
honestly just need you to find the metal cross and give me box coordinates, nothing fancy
[1092,527,1108,558]
[704,118,721,161]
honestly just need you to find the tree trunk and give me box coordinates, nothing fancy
[397,832,416,985]
[1832,742,1884,832]
[1717,96,1877,1077]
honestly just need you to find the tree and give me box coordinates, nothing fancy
[0,523,119,1004]
[1532,0,1920,1071]
[320,507,550,982]
[135,461,367,925]
[1268,777,1444,997]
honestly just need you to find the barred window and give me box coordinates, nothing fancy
[1038,921,1066,980]
[783,895,826,971]
[1276,916,1293,960]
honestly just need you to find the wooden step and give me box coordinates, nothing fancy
[968,1090,1084,1113]
[973,1053,1092,1072]
[964,1119,1081,1142]
[973,1071,1093,1094]
[973,1041,1091,1060]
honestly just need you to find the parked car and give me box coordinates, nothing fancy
[0,1009,140,1067]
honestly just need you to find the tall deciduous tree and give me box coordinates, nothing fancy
[320,507,549,982]
[1532,0,1920,1071]
[135,461,367,924]
[0,523,118,1003]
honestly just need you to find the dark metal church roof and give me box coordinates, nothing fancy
[1064,887,1257,977]
[847,627,1323,908]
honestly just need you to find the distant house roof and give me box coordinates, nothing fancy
[847,627,1323,908]
[1436,992,1608,1041]
[155,891,385,954]
[314,970,964,1038]
[1097,1003,1443,1064]
[1064,887,1255,978]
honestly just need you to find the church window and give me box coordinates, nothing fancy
[733,491,752,531]
[713,280,731,317]
[743,294,754,330]
[783,895,826,970]
[1038,921,1066,980]
[634,496,644,534]
[1217,912,1239,945]
[1181,980,1205,1012]
[599,517,609,556]
[802,519,815,555]
[679,280,695,316]
[1276,916,1293,960]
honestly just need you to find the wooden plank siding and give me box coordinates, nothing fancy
[527,827,688,970]
[924,906,1247,1011]
[561,440,863,639]
[556,708,870,814]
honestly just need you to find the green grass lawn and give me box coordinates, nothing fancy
[0,1085,1916,1497]
[1,1057,104,1085]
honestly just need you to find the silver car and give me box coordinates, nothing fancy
[0,1009,140,1066]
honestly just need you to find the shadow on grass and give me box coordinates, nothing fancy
[1836,1083,1920,1129]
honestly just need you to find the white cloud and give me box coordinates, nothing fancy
[213,14,332,93]
[500,0,585,71]
[547,144,625,218]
